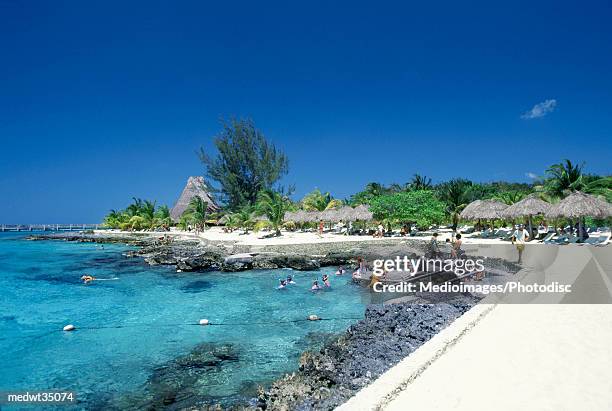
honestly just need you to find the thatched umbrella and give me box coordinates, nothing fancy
[304,211,322,223]
[460,200,507,224]
[283,211,296,222]
[353,204,373,221]
[459,200,483,221]
[546,191,612,239]
[337,206,357,222]
[293,210,308,224]
[502,194,552,238]
[546,191,612,219]
[320,208,341,223]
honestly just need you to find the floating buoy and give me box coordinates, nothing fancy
[308,315,320,321]
[199,319,210,325]
[63,324,76,331]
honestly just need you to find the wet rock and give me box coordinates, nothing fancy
[259,300,479,410]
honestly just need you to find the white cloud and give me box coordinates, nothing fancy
[525,172,539,179]
[521,99,557,119]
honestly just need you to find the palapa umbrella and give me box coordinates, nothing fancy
[305,210,322,223]
[460,199,507,220]
[283,211,296,222]
[337,206,357,222]
[320,208,341,223]
[502,194,552,238]
[546,191,612,239]
[353,204,373,221]
[546,191,612,219]
[459,200,484,220]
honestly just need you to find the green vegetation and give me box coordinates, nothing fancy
[105,145,611,233]
[103,198,171,230]
[300,189,342,211]
[254,188,293,236]
[370,190,445,228]
[198,118,289,210]
[184,196,209,231]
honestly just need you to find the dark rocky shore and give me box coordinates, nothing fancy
[29,232,517,410]
[252,299,478,411]
[27,232,428,273]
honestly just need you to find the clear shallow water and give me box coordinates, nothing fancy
[0,232,371,408]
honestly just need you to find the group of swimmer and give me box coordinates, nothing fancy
[277,265,354,292]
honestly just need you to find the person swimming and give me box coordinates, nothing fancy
[335,266,345,275]
[311,280,321,291]
[277,279,287,289]
[286,275,296,284]
[322,274,331,287]
[81,275,95,284]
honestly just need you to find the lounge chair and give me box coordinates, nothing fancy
[579,235,601,246]
[540,232,556,243]
[595,233,611,246]
[566,236,581,244]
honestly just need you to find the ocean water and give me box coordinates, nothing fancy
[0,232,372,408]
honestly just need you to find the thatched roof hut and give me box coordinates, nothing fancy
[460,199,507,220]
[460,200,483,220]
[546,191,612,219]
[304,211,321,223]
[337,206,357,222]
[502,195,552,218]
[353,204,373,221]
[320,208,341,222]
[170,176,218,222]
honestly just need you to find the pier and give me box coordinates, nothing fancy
[1,224,103,232]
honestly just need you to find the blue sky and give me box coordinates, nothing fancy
[1,0,611,223]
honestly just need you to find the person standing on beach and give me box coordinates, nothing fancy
[429,233,442,258]
[318,219,324,236]
[512,225,529,264]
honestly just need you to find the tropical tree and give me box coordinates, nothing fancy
[255,188,293,236]
[583,176,612,202]
[544,159,584,198]
[435,179,473,230]
[349,182,401,205]
[234,206,256,233]
[154,205,172,229]
[185,196,209,231]
[409,174,433,191]
[369,190,446,229]
[198,118,289,210]
[494,191,527,205]
[301,189,342,211]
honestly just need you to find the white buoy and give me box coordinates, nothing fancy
[308,315,320,321]
[63,324,76,331]
[199,319,210,325]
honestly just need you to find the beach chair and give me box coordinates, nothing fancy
[579,235,601,246]
[540,232,556,243]
[551,235,569,244]
[595,233,611,246]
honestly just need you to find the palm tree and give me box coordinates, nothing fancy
[545,159,584,198]
[255,189,292,236]
[410,174,433,191]
[154,205,172,229]
[235,206,256,233]
[436,179,472,231]
[583,176,612,202]
[301,189,342,211]
[126,197,144,217]
[185,196,209,231]
[494,191,527,205]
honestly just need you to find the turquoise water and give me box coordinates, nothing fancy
[0,233,371,408]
